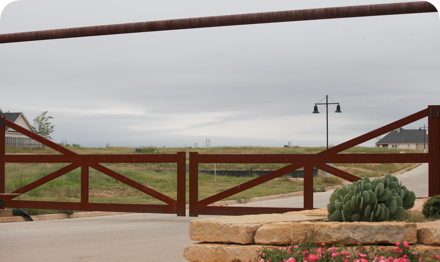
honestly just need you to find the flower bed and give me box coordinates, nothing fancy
[254,234,439,262]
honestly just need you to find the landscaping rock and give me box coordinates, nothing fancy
[253,221,417,246]
[314,222,417,246]
[184,243,261,262]
[189,214,322,244]
[254,222,314,245]
[417,221,440,245]
[183,243,440,262]
[0,209,13,217]
[414,244,440,260]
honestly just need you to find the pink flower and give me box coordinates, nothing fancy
[332,253,338,258]
[436,255,440,260]
[259,252,262,255]
[344,260,349,262]
[396,242,401,246]
[286,259,296,262]
[321,242,325,246]
[308,254,316,262]
[294,245,299,249]
[403,255,408,259]
[279,247,283,251]
[403,241,409,248]
[259,259,264,262]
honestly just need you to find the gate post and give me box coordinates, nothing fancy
[0,117,5,208]
[189,152,198,217]
[177,152,186,216]
[304,164,314,209]
[428,105,440,197]
[81,164,89,206]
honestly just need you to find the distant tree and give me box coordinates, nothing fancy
[33,111,55,140]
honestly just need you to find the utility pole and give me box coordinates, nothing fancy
[205,138,210,148]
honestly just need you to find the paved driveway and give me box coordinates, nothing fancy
[233,163,429,209]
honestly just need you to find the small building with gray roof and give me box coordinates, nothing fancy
[376,127,428,151]
[0,108,44,148]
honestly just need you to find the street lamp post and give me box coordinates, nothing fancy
[313,95,342,150]
[313,95,342,178]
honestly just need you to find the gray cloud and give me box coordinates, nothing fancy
[1,0,439,147]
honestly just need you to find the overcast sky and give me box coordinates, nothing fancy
[1,0,439,148]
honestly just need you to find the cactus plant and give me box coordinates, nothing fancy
[327,174,416,222]
[422,195,440,218]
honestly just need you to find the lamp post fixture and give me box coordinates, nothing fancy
[313,95,342,150]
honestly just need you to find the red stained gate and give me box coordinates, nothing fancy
[0,119,187,216]
[188,106,439,217]
[0,106,439,217]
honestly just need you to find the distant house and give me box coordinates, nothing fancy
[0,108,44,148]
[376,128,428,151]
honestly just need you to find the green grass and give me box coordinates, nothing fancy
[4,145,421,215]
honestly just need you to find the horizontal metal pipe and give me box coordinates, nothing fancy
[0,1,436,44]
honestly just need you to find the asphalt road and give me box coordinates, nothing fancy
[0,164,429,262]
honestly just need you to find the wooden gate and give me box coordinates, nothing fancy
[188,106,439,216]
[0,119,186,216]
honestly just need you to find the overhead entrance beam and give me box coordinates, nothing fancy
[0,1,436,44]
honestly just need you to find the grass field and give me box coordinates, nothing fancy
[4,145,421,215]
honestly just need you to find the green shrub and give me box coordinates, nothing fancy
[423,195,440,218]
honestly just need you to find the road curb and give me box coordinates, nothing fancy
[0,211,130,223]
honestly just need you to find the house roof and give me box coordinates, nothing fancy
[0,112,22,132]
[377,128,428,144]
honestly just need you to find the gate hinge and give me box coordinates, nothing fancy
[0,119,4,127]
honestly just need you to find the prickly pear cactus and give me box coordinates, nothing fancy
[327,174,416,222]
